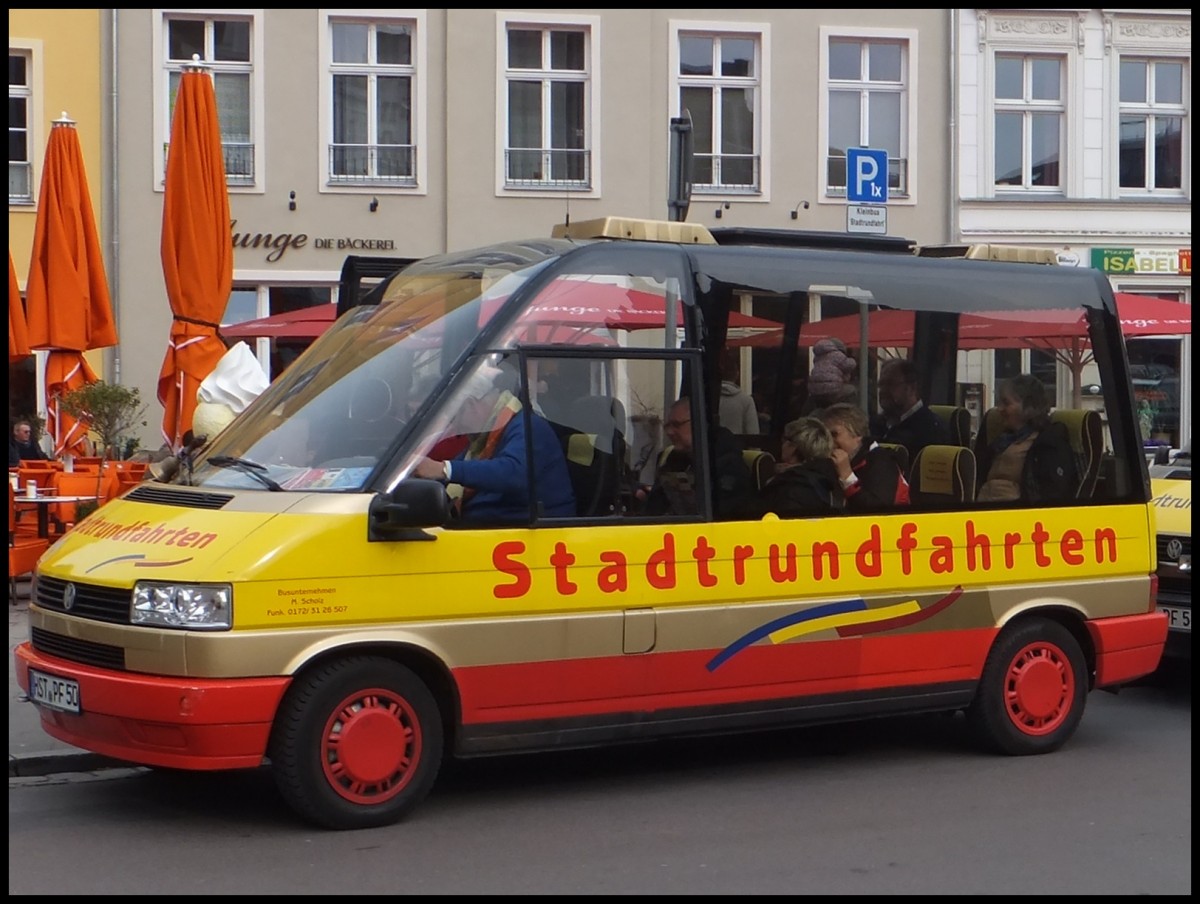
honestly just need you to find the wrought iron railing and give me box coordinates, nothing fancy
[504,148,592,189]
[328,144,417,185]
[162,142,256,185]
[689,153,761,193]
[9,161,33,203]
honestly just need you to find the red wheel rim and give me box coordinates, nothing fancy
[1002,641,1075,736]
[320,686,422,805]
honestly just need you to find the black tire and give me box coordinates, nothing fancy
[269,656,443,830]
[967,617,1088,756]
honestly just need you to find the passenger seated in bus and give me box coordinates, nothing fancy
[739,417,844,519]
[976,374,1077,504]
[818,403,911,512]
[413,366,575,523]
[870,358,951,461]
[640,397,754,519]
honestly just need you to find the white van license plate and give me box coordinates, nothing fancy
[28,668,81,713]
[1160,605,1190,632]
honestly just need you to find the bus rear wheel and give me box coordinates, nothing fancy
[967,617,1087,756]
[269,656,443,830]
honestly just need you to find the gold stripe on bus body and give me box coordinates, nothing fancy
[30,572,1150,681]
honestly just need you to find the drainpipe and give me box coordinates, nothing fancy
[948,9,959,243]
[107,8,121,385]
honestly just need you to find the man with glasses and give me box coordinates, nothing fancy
[870,358,950,462]
[9,419,51,467]
[640,397,753,519]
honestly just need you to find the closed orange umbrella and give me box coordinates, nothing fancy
[158,59,232,450]
[8,251,32,362]
[24,114,118,456]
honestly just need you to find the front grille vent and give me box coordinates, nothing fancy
[30,627,126,670]
[36,576,131,624]
[1157,534,1191,562]
[126,485,234,509]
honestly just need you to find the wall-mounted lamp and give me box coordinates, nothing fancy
[288,190,296,212]
[369,196,379,213]
[790,200,810,220]
[714,202,731,219]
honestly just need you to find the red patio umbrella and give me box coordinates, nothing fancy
[158,59,233,450]
[222,304,338,341]
[8,251,32,362]
[23,114,118,456]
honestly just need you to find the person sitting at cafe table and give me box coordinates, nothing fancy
[10,418,52,467]
[412,363,575,524]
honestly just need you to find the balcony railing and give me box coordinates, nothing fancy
[690,153,761,193]
[9,161,33,203]
[162,142,256,185]
[504,148,592,189]
[328,144,417,186]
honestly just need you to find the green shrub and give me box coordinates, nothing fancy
[58,381,148,460]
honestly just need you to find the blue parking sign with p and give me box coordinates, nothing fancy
[846,148,889,204]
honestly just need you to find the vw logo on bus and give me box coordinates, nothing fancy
[1165,538,1183,562]
[62,583,77,612]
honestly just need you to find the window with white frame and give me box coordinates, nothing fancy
[164,13,254,184]
[993,53,1064,190]
[503,23,591,188]
[9,50,33,203]
[825,37,910,197]
[329,18,417,186]
[1118,57,1185,193]
[677,31,761,192]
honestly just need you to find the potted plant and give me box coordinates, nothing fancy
[57,381,149,461]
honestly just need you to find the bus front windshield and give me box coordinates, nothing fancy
[185,244,564,492]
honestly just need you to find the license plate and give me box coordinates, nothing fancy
[27,668,81,714]
[1160,605,1191,632]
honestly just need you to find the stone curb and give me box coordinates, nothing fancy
[8,750,131,779]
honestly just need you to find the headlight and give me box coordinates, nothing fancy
[132,582,233,630]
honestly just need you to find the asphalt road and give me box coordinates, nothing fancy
[8,665,1191,895]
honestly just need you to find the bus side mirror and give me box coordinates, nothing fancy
[368,478,449,541]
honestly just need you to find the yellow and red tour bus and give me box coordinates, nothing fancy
[15,217,1167,829]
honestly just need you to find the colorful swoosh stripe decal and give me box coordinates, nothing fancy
[87,553,195,573]
[706,585,964,672]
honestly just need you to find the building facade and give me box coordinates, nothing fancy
[954,8,1191,448]
[8,9,954,452]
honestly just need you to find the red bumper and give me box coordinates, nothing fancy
[13,642,291,771]
[1087,611,1169,687]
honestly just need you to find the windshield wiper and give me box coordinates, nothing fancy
[207,455,285,491]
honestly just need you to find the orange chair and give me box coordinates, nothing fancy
[9,484,50,600]
[17,459,58,470]
[47,469,114,535]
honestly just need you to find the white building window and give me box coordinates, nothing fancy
[499,17,594,190]
[8,49,33,203]
[1118,57,1186,194]
[327,18,417,186]
[821,30,915,199]
[676,30,762,193]
[993,54,1064,191]
[154,11,263,190]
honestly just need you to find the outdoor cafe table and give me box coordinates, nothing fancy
[14,491,100,540]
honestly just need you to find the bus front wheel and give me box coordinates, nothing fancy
[269,656,443,830]
[967,617,1088,756]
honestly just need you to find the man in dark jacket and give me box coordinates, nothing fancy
[870,359,951,461]
[9,419,51,467]
[644,397,755,519]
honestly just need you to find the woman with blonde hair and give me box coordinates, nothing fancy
[740,417,844,518]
